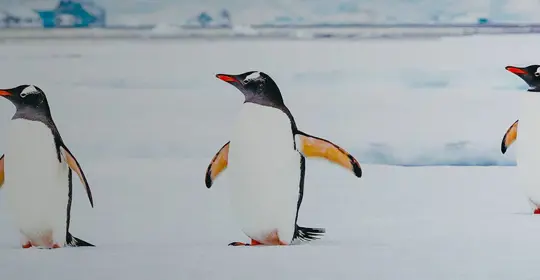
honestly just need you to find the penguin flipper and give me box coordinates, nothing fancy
[205,141,230,188]
[295,131,362,178]
[501,120,518,154]
[60,144,93,208]
[0,154,4,188]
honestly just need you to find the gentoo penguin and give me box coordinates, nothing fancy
[0,85,94,248]
[503,65,540,214]
[205,71,362,246]
[500,65,540,154]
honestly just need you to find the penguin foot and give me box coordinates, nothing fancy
[21,242,32,249]
[37,243,62,249]
[534,208,540,215]
[228,242,249,246]
[35,241,62,249]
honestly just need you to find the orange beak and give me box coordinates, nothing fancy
[505,66,527,75]
[216,74,238,83]
[0,90,10,96]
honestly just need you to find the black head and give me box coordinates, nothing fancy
[0,85,50,111]
[215,71,285,107]
[505,65,540,92]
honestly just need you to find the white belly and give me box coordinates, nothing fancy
[228,103,301,244]
[3,119,69,247]
[516,93,540,208]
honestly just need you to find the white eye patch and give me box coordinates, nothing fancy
[243,71,261,83]
[20,85,39,98]
[535,67,540,77]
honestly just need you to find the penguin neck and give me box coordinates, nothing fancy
[243,83,285,109]
[244,96,284,109]
[243,98,298,133]
[12,106,57,131]
[520,92,540,130]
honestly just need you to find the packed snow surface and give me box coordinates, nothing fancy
[0,34,537,279]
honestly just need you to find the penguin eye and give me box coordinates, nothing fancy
[20,91,38,98]
[535,67,540,77]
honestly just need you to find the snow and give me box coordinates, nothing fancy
[150,23,183,35]
[232,25,259,36]
[0,34,537,278]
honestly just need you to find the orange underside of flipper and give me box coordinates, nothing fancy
[0,154,4,188]
[296,132,362,177]
[501,120,518,154]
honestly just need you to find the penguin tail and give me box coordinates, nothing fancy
[293,225,325,243]
[66,233,95,247]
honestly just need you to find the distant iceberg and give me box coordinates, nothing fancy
[184,9,232,28]
[0,7,41,28]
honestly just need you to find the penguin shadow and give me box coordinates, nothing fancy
[232,239,339,248]
[510,212,538,216]
[3,244,95,251]
[290,237,341,247]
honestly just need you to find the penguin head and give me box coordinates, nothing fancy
[505,65,540,92]
[0,85,49,110]
[216,71,285,106]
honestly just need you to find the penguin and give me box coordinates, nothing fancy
[0,85,95,248]
[205,71,362,246]
[499,65,540,154]
[503,65,540,214]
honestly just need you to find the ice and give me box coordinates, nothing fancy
[150,23,183,35]
[2,0,540,26]
[0,35,526,166]
[232,25,259,36]
[0,34,538,278]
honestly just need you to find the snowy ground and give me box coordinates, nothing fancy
[0,34,538,279]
